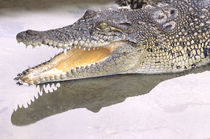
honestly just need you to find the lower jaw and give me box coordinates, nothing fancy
[17,41,126,85]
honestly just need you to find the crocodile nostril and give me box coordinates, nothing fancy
[168,8,178,18]
[16,32,25,40]
[170,9,175,15]
[26,30,38,36]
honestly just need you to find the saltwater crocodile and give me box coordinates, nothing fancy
[15,0,209,85]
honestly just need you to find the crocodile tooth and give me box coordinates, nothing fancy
[49,75,54,80]
[32,43,37,47]
[86,39,90,43]
[71,68,75,74]
[39,76,44,82]
[80,66,85,72]
[69,41,73,46]
[25,42,30,46]
[85,65,90,69]
[66,71,71,77]
[49,41,53,45]
[95,62,100,66]
[38,42,41,46]
[44,77,49,81]
[54,75,59,80]
[64,49,67,55]
[60,74,65,79]
[90,41,95,47]
[79,40,84,46]
[63,74,67,79]
[58,49,62,53]
[76,67,80,71]
[53,42,57,47]
[34,80,40,85]
[64,44,68,48]
[28,81,34,85]
[58,43,64,48]
[74,41,78,45]
[90,64,94,68]
[87,43,91,48]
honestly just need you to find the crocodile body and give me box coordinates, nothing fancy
[15,0,209,85]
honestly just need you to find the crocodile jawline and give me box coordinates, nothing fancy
[15,41,126,85]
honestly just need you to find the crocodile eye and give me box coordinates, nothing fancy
[97,22,108,30]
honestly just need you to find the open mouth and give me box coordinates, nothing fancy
[15,38,124,85]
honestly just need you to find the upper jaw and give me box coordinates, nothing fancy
[16,29,128,51]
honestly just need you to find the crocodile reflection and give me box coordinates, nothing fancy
[11,64,209,126]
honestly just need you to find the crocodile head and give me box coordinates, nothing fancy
[16,8,146,85]
[15,0,210,85]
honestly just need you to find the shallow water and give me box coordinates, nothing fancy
[0,3,210,139]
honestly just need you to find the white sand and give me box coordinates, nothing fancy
[0,6,210,139]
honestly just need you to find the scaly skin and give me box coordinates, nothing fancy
[15,0,209,85]
[116,0,169,9]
